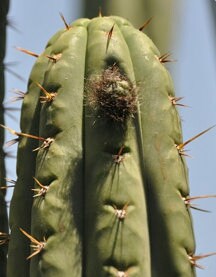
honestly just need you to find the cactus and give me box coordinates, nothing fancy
[3,14,216,277]
[0,0,9,276]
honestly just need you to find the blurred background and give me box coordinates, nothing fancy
[3,0,216,276]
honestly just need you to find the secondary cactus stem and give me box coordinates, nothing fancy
[16,46,62,62]
[176,125,216,156]
[112,146,125,164]
[19,228,46,260]
[188,252,216,269]
[138,17,153,31]
[106,24,115,53]
[183,194,216,212]
[32,177,49,198]
[0,232,10,245]
[59,12,71,30]
[35,82,57,103]
[0,124,54,150]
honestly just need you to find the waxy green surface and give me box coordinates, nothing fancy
[8,16,195,277]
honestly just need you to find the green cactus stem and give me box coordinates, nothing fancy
[6,15,215,277]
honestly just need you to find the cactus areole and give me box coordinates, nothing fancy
[7,16,196,277]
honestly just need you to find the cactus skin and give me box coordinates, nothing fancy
[0,0,9,276]
[7,16,196,277]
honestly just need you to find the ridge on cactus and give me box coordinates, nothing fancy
[2,13,215,277]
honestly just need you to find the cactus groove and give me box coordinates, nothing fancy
[6,15,209,277]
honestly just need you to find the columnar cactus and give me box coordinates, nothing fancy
[3,15,215,277]
[0,1,9,276]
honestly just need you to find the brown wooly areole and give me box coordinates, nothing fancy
[1,14,216,277]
